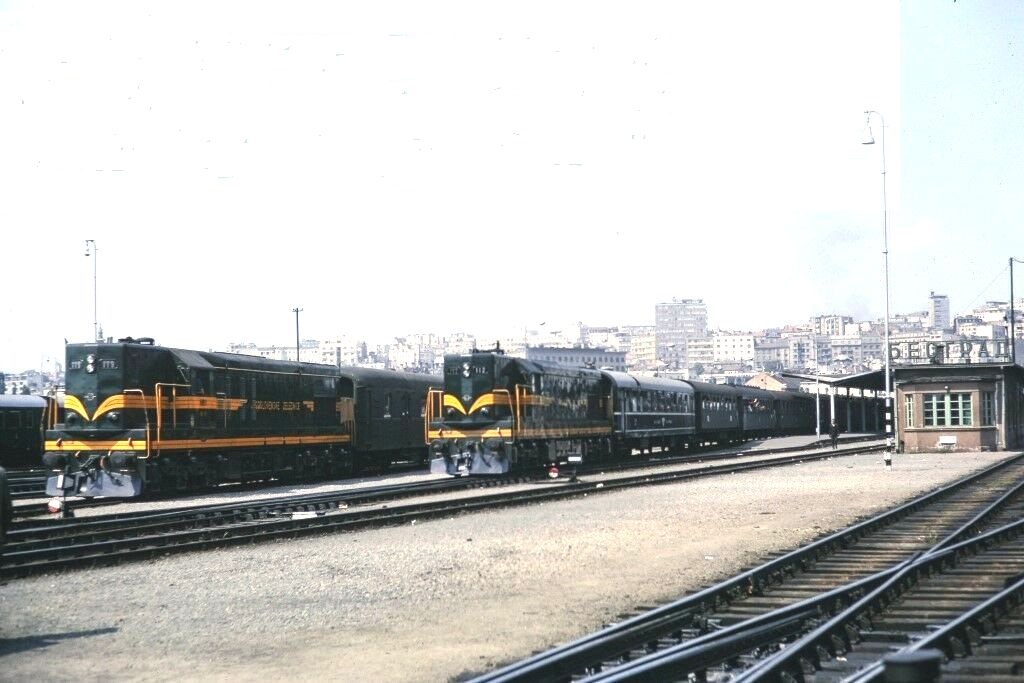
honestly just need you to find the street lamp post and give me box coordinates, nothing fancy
[862,110,895,450]
[813,335,821,442]
[84,239,98,341]
[1011,258,1024,365]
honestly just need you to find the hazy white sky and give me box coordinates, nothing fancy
[2,1,1021,371]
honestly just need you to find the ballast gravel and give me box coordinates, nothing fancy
[1,449,1016,682]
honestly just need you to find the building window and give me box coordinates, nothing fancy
[904,394,915,428]
[981,391,995,426]
[923,392,972,427]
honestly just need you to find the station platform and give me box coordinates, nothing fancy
[740,432,883,451]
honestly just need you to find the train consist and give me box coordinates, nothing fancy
[0,394,62,469]
[44,337,438,498]
[425,346,818,476]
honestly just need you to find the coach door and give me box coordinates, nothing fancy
[356,387,372,450]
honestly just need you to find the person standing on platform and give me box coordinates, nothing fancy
[829,419,841,450]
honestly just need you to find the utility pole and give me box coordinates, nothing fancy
[292,307,303,363]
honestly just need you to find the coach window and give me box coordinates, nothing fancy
[402,394,411,417]
[384,394,392,418]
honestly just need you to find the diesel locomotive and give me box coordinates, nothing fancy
[44,337,439,498]
[426,347,816,476]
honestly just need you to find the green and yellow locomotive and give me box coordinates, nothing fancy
[45,337,437,497]
[426,347,614,475]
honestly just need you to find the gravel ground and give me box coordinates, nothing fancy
[1,450,1016,682]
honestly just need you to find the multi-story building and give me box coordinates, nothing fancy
[685,337,714,369]
[711,331,755,363]
[928,292,951,330]
[654,298,708,369]
[754,336,788,372]
[524,346,627,372]
[625,329,657,371]
[228,340,319,363]
[318,338,364,367]
[811,314,853,336]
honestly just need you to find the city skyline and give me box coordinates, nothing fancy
[3,287,1018,377]
[2,3,1022,372]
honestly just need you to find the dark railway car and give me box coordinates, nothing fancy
[776,390,817,434]
[345,367,435,466]
[689,380,745,443]
[0,394,62,469]
[737,385,781,436]
[427,348,613,475]
[606,372,695,456]
[44,338,438,498]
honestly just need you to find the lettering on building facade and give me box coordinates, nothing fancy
[889,338,1010,365]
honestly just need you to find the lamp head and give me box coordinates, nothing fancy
[861,111,876,145]
[861,125,875,145]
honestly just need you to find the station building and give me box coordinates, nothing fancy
[892,339,1024,453]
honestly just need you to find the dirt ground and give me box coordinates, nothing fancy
[1,451,1016,682]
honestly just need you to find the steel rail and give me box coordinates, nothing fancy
[0,445,883,578]
[471,454,1024,683]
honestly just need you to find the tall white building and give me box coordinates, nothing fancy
[655,298,708,368]
[711,331,755,362]
[929,292,951,330]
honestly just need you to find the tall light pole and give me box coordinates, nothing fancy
[293,307,303,363]
[84,239,98,341]
[813,334,821,441]
[1011,258,1024,365]
[862,110,894,450]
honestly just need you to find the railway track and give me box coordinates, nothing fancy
[6,469,48,498]
[8,435,877,517]
[0,442,882,579]
[472,453,1024,682]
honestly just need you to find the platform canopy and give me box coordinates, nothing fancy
[780,369,887,392]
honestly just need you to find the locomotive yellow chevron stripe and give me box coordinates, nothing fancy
[64,395,89,421]
[443,394,467,415]
[45,433,351,452]
[443,391,548,416]
[467,393,511,414]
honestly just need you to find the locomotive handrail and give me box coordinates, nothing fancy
[122,389,151,460]
[514,384,528,440]
[493,389,515,439]
[424,388,444,443]
[154,383,190,447]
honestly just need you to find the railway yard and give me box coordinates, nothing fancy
[2,438,1023,682]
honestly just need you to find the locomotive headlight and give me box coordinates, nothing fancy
[446,408,457,418]
[479,407,490,417]
[86,354,96,373]
[107,411,120,423]
[461,362,471,378]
